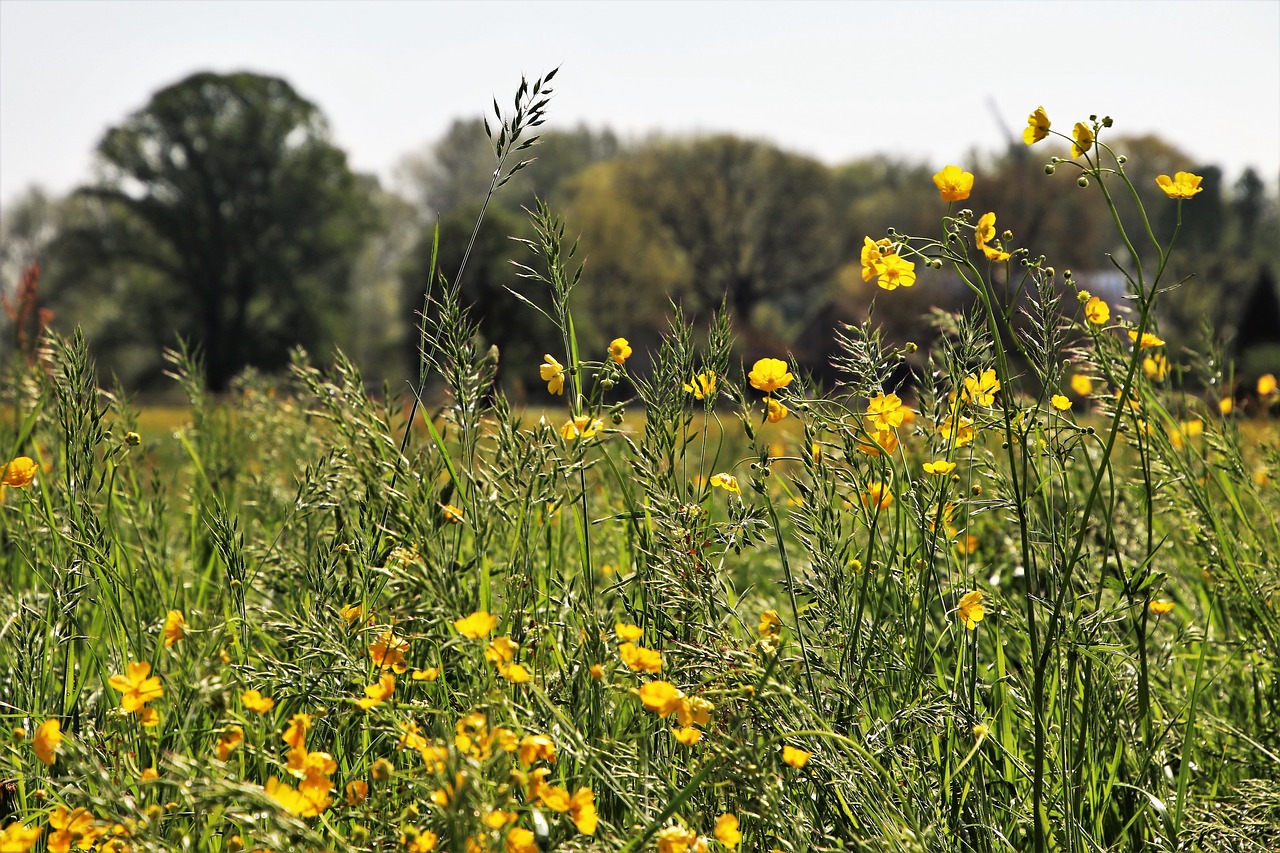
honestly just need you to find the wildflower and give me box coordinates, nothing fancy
[441,504,464,524]
[590,663,605,679]
[485,635,518,667]
[856,424,899,457]
[33,719,60,766]
[673,726,703,745]
[1023,106,1051,144]
[860,236,893,281]
[140,767,159,781]
[683,371,717,400]
[241,689,275,713]
[749,358,794,393]
[974,212,1010,261]
[863,482,893,511]
[216,726,244,761]
[619,642,663,673]
[1071,121,1094,158]
[866,393,906,430]
[403,829,437,852]
[339,603,364,624]
[973,722,991,740]
[709,473,740,494]
[1051,395,1071,411]
[518,734,556,766]
[639,680,685,717]
[560,415,603,440]
[957,590,985,630]
[570,787,598,834]
[455,611,499,639]
[357,673,396,710]
[1070,374,1093,397]
[677,695,713,727]
[615,622,645,642]
[283,713,312,750]
[1127,330,1164,349]
[369,630,409,673]
[1156,171,1204,199]
[655,826,706,853]
[412,667,440,681]
[1258,373,1277,397]
[608,337,632,365]
[759,609,781,637]
[1150,600,1175,615]
[963,369,1001,407]
[922,460,956,476]
[1085,296,1110,325]
[163,610,185,647]
[265,775,331,818]
[109,661,163,713]
[45,807,101,853]
[540,354,565,395]
[932,165,974,202]
[765,397,788,423]
[704,814,739,849]
[1219,396,1234,416]
[877,253,917,290]
[937,415,975,448]
[0,822,42,852]
[0,457,37,488]
[782,745,812,768]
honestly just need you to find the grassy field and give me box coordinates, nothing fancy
[3,119,1280,853]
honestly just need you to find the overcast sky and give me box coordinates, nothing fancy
[2,0,1278,212]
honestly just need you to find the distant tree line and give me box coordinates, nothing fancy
[2,70,1277,395]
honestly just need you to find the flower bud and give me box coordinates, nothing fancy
[905,342,918,354]
[1002,230,1013,241]
[1117,155,1127,164]
[1045,164,1056,175]
[1101,116,1113,127]
[125,431,141,446]
[1045,267,1055,277]
[1077,176,1089,188]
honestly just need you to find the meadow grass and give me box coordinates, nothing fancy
[2,91,1280,853]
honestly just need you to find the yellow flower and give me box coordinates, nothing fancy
[1155,171,1204,199]
[937,415,975,448]
[758,609,782,637]
[677,695,714,727]
[33,719,60,766]
[1219,396,1234,416]
[216,725,244,761]
[866,393,905,430]
[1149,600,1175,615]
[283,712,312,750]
[499,660,531,684]
[714,814,742,847]
[709,472,740,494]
[932,165,974,202]
[140,766,158,781]
[369,630,409,673]
[560,415,603,441]
[608,337,632,365]
[412,666,440,681]
[517,734,556,766]
[1022,106,1051,145]
[589,663,605,679]
[856,425,899,458]
[356,673,395,710]
[265,774,331,818]
[371,757,393,780]
[615,622,645,642]
[782,745,812,768]
[455,610,499,639]
[975,212,1010,261]
[922,460,956,476]
[639,680,685,717]
[1071,121,1094,158]
[862,482,893,512]
[765,397,788,423]
[860,236,893,282]
[749,358,794,393]
[957,590,985,630]
[963,369,1001,407]
[1070,374,1093,397]
[109,661,163,713]
[1257,373,1277,397]
[1085,296,1110,325]
[0,457,37,488]
[441,503,464,524]
[405,830,438,852]
[1050,394,1071,411]
[1128,330,1165,349]
[673,726,703,745]
[339,603,364,625]
[163,610,185,647]
[877,253,917,290]
[618,642,663,673]
[505,827,537,853]
[1142,354,1169,381]
[683,371,717,400]
[973,722,991,740]
[571,787,598,835]
[137,706,161,727]
[241,689,275,713]
[540,354,565,395]
[485,635,518,667]
[0,822,42,853]
[655,826,705,853]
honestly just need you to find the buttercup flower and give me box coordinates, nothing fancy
[922,460,956,476]
[345,780,368,806]
[963,369,1001,407]
[1156,171,1204,199]
[1023,106,1051,144]
[860,236,893,282]
[570,787,598,834]
[356,673,396,710]
[163,610,185,647]
[975,213,1010,261]
[683,371,716,400]
[1070,374,1094,397]
[1,457,37,488]
[608,337,632,365]
[759,609,782,637]
[1142,354,1169,382]
[33,719,60,766]
[866,393,906,430]
[615,622,645,642]
[369,630,409,673]
[619,642,663,673]
[109,661,163,713]
[441,503,463,524]
[877,253,917,290]
[1071,121,1094,158]
[1051,395,1072,411]
[241,689,274,712]
[765,397,788,423]
[1219,396,1234,416]
[540,354,565,395]
[709,473,740,494]
[673,726,703,745]
[937,415,975,448]
[782,745,812,768]
[0,821,42,851]
[957,590,985,630]
[932,165,974,202]
[283,713,313,750]
[1128,330,1165,349]
[412,666,440,681]
[1256,373,1277,397]
[1150,600,1175,615]
[639,680,685,717]
[1085,296,1110,325]
[455,611,499,639]
[749,358,794,393]
[714,814,742,847]
[216,725,244,761]
[862,482,893,512]
[560,416,603,441]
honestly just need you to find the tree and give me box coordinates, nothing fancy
[49,71,377,390]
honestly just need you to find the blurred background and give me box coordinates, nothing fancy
[2,0,1277,396]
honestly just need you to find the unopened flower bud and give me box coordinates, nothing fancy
[905,342,918,354]
[1101,116,1113,127]
[1002,230,1013,241]
[125,431,141,446]
[1045,267,1055,277]
[1117,155,1127,164]
[1045,164,1056,175]
[1077,176,1090,188]
[971,484,982,496]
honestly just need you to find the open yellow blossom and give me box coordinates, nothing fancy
[33,719,60,766]
[862,482,893,512]
[877,253,917,290]
[639,680,685,717]
[539,354,565,395]
[655,826,706,853]
[265,774,331,818]
[1257,373,1277,397]
[710,472,740,494]
[109,661,163,713]
[1070,374,1093,397]
[1140,353,1168,381]
[615,622,644,642]
[714,814,742,848]
[412,666,440,681]
[937,415,975,448]
[1128,330,1165,349]
[1085,296,1110,325]
[241,689,274,713]
[216,725,244,761]
[932,165,974,202]
[1219,396,1234,415]
[345,780,368,806]
[860,236,893,281]
[441,503,463,524]
[369,630,409,673]
[560,415,603,441]
[759,609,782,637]
[765,397,788,423]
[339,603,363,624]
[571,787,598,834]
[0,821,42,852]
[958,590,985,630]
[163,610,185,647]
[683,371,716,400]
[749,358,794,393]
[608,337,632,365]
[974,212,1010,261]
[455,610,499,639]
[674,726,703,745]
[619,642,663,673]
[782,745,812,768]
[1023,106,1051,144]
[1051,395,1072,411]
[1156,171,1204,199]
[504,827,536,853]
[518,733,556,766]
[1,457,37,488]
[1071,121,1094,158]
[866,393,906,429]
[404,829,438,852]
[356,673,395,710]
[283,713,312,750]
[922,460,956,476]
[963,369,1001,407]
[1150,600,1175,615]
[856,424,899,458]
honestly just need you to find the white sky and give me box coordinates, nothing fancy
[2,0,1278,212]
